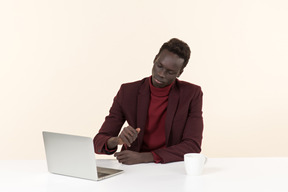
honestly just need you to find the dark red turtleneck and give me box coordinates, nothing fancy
[141,77,174,162]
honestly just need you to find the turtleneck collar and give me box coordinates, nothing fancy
[149,76,174,97]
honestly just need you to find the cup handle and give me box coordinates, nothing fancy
[204,156,208,164]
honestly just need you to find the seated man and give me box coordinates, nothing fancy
[93,38,204,165]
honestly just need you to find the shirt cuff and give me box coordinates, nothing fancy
[103,142,117,155]
[152,151,163,163]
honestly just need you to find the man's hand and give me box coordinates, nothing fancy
[114,150,154,165]
[107,126,140,149]
[118,126,140,147]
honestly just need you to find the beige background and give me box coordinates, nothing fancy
[1,0,288,160]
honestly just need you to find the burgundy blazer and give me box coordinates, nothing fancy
[93,77,203,163]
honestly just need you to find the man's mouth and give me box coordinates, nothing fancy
[154,78,164,84]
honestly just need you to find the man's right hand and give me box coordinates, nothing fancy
[107,126,140,149]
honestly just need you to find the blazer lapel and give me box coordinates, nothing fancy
[136,78,150,151]
[165,82,180,145]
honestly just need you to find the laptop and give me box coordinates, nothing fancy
[42,131,123,181]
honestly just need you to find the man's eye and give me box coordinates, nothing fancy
[168,71,176,75]
[157,64,162,68]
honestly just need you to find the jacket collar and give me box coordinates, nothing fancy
[136,77,180,149]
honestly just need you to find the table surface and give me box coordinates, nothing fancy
[1,158,288,192]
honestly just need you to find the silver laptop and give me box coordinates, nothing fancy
[42,131,123,181]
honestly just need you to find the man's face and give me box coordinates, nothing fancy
[152,49,184,88]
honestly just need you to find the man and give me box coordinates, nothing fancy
[93,38,203,165]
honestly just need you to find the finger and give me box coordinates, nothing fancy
[129,128,140,142]
[121,127,137,145]
[114,151,127,157]
[119,134,131,146]
[115,151,135,165]
[114,152,127,163]
[124,131,136,144]
[125,126,140,142]
[119,126,139,147]
[125,126,138,139]
[123,129,134,144]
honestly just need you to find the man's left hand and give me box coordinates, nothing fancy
[114,150,154,165]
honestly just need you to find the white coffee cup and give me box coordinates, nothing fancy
[184,153,207,176]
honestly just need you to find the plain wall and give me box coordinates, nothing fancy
[0,0,288,159]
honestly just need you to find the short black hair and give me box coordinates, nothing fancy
[156,38,191,69]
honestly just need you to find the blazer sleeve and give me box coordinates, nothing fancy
[153,86,204,163]
[93,85,126,154]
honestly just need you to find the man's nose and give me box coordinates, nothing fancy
[158,68,166,78]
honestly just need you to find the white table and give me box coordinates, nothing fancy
[1,158,288,192]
